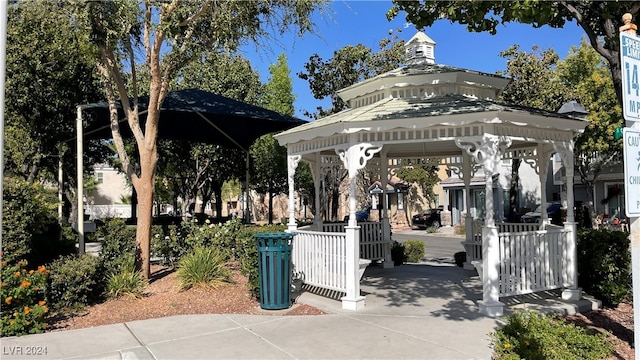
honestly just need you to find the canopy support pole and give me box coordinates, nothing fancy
[76,106,85,254]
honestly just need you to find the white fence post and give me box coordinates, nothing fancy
[561,222,581,300]
[342,225,365,310]
[479,225,504,317]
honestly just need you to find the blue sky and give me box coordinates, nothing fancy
[243,1,587,120]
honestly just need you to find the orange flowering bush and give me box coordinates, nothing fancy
[1,259,50,336]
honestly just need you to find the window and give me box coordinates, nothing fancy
[96,172,104,184]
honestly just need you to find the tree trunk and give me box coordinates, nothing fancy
[212,185,223,220]
[132,146,157,280]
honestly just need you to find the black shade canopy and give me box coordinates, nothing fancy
[81,89,306,150]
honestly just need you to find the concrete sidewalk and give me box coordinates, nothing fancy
[1,260,598,360]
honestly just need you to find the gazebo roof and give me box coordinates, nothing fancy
[276,94,588,159]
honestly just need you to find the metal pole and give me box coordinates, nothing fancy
[76,106,84,254]
[244,152,250,223]
[58,147,63,223]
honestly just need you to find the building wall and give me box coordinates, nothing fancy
[88,164,130,206]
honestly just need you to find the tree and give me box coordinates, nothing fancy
[298,33,405,220]
[558,41,622,222]
[497,45,570,221]
[249,53,296,224]
[155,52,263,220]
[396,161,440,217]
[5,1,105,183]
[5,1,111,228]
[76,0,323,279]
[263,53,296,117]
[387,1,640,108]
[298,32,405,117]
[250,134,288,224]
[497,40,621,224]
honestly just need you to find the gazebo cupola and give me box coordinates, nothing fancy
[405,31,436,65]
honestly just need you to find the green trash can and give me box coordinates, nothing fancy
[254,232,294,310]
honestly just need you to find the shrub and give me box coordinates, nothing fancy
[454,251,466,267]
[235,223,286,297]
[156,218,286,297]
[177,247,232,290]
[106,270,146,299]
[1,259,50,336]
[391,241,406,266]
[151,224,185,266]
[492,310,613,360]
[2,178,74,266]
[577,229,630,307]
[425,226,439,233]
[404,240,425,262]
[47,254,105,311]
[99,219,136,274]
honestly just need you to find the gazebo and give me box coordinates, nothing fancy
[274,32,588,316]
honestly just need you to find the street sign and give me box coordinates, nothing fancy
[624,128,640,216]
[621,32,640,122]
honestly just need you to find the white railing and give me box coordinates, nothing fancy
[465,222,544,265]
[291,229,347,293]
[498,228,570,296]
[498,222,541,233]
[320,221,390,260]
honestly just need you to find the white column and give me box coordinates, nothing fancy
[244,153,251,223]
[538,144,551,228]
[456,135,510,317]
[312,153,322,230]
[58,147,63,223]
[462,153,473,245]
[287,154,301,232]
[76,106,85,254]
[555,142,581,300]
[336,136,382,310]
[380,150,393,268]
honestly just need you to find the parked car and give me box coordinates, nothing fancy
[521,203,562,223]
[411,208,442,229]
[343,206,371,222]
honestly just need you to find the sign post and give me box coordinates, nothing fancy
[620,13,640,360]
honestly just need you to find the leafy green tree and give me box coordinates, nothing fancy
[263,53,296,117]
[297,33,404,220]
[498,45,569,110]
[250,53,296,224]
[497,45,570,221]
[558,41,622,222]
[5,1,109,226]
[387,1,638,108]
[154,52,262,220]
[497,40,621,224]
[298,31,405,117]
[294,162,315,218]
[74,0,324,279]
[250,135,287,224]
[397,162,440,217]
[5,1,104,184]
